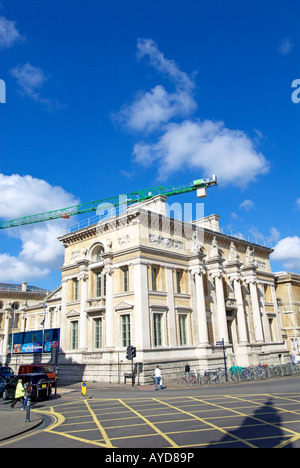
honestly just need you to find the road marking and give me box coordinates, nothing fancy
[226,394,300,448]
[84,399,114,448]
[118,398,179,447]
[155,397,257,448]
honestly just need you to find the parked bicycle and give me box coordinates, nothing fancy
[204,368,223,384]
[148,373,166,386]
[181,371,199,385]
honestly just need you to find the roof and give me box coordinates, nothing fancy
[0,283,48,293]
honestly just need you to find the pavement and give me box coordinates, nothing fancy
[0,380,173,441]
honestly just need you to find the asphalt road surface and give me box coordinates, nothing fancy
[1,376,300,452]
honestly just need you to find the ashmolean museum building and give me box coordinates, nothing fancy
[1,196,289,382]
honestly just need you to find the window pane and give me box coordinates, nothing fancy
[153,313,162,347]
[96,273,102,297]
[123,267,129,292]
[152,267,158,291]
[121,315,131,347]
[94,318,103,349]
[179,314,187,345]
[74,280,79,301]
[71,321,78,350]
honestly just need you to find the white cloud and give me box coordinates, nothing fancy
[277,38,294,55]
[136,38,195,92]
[10,62,48,97]
[133,119,269,186]
[0,174,79,283]
[118,39,269,187]
[0,15,23,49]
[117,38,196,132]
[271,236,300,272]
[239,199,254,210]
[10,62,62,110]
[248,226,281,246]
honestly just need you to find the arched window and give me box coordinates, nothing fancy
[12,302,19,310]
[91,244,104,262]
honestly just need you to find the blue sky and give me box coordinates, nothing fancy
[0,0,299,290]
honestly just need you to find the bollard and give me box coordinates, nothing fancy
[81,381,87,397]
[25,399,31,423]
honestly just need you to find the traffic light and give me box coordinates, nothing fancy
[126,345,136,360]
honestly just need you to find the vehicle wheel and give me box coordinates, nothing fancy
[2,389,9,400]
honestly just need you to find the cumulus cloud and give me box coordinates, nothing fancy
[133,119,269,186]
[0,174,79,283]
[239,199,255,210]
[271,236,300,271]
[118,38,269,187]
[0,15,23,49]
[117,38,196,132]
[10,62,62,110]
[277,38,294,55]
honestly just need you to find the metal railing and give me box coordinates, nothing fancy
[177,363,300,386]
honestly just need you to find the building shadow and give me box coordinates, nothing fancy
[207,397,291,448]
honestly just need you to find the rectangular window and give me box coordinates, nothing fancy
[176,270,182,294]
[95,272,106,297]
[121,314,131,347]
[178,314,188,345]
[122,266,129,292]
[74,279,79,301]
[71,321,78,350]
[153,313,163,347]
[96,273,102,297]
[152,267,159,291]
[269,318,274,342]
[94,318,103,349]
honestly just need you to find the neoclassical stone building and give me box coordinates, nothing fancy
[0,282,49,356]
[54,195,288,382]
[275,271,300,356]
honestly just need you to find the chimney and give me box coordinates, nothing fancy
[21,281,27,292]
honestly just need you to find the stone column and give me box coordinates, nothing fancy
[134,260,150,350]
[59,279,68,352]
[3,306,12,353]
[206,237,229,344]
[213,272,229,344]
[78,267,89,351]
[104,266,114,349]
[166,267,177,347]
[233,278,248,344]
[270,283,283,342]
[249,280,264,343]
[194,269,209,346]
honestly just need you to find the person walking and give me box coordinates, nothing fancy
[184,363,190,378]
[11,379,25,408]
[21,381,32,411]
[155,365,163,391]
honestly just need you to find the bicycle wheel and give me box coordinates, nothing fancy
[148,375,155,385]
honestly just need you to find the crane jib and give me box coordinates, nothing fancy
[0,176,217,229]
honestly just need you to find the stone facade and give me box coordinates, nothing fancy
[0,282,49,356]
[55,196,288,382]
[0,197,290,382]
[275,272,300,357]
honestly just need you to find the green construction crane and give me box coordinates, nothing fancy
[0,175,217,229]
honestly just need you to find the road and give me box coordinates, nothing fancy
[1,376,300,451]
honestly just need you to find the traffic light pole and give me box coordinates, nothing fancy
[126,345,137,387]
[131,357,134,387]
